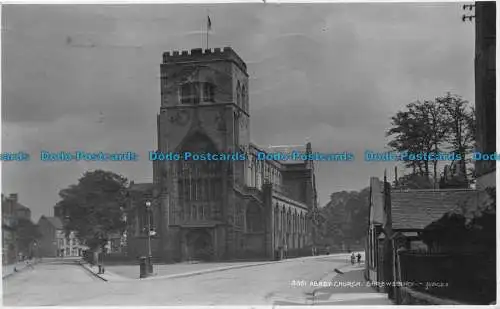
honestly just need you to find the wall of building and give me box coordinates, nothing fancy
[474,1,496,182]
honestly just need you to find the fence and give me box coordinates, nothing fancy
[397,251,496,304]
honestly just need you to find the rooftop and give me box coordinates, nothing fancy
[162,47,247,72]
[391,189,481,230]
[41,216,63,230]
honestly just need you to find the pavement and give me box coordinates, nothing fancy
[3,254,348,305]
[79,253,351,282]
[309,263,394,305]
[3,252,392,306]
[2,259,40,279]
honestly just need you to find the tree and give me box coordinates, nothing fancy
[57,170,128,251]
[320,188,370,249]
[420,100,449,184]
[437,93,476,184]
[15,218,42,257]
[387,101,438,177]
[387,93,475,186]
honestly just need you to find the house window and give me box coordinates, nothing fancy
[203,82,215,102]
[181,83,200,104]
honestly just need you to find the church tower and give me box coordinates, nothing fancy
[155,47,250,261]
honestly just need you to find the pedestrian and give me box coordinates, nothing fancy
[284,243,288,259]
[326,245,330,255]
[25,259,34,270]
[351,252,355,265]
[357,253,362,264]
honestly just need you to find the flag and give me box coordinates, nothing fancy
[207,16,212,31]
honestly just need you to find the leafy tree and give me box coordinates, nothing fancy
[437,93,476,184]
[56,170,128,251]
[320,188,370,249]
[15,218,42,256]
[420,100,449,184]
[387,93,475,186]
[387,107,431,176]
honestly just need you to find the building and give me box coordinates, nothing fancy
[365,177,481,288]
[126,47,318,262]
[38,216,85,257]
[54,203,123,255]
[474,1,496,189]
[2,193,32,221]
[1,193,35,263]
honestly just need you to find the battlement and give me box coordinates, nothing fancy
[162,47,247,71]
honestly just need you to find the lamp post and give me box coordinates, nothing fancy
[146,201,152,257]
[145,200,153,274]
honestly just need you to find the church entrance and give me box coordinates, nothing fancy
[185,229,213,262]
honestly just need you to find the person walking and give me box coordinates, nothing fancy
[351,252,355,265]
[283,243,288,259]
[25,259,34,270]
[357,252,362,264]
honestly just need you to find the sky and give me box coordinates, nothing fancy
[2,2,475,222]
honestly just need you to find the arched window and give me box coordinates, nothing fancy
[236,82,242,107]
[274,204,279,235]
[242,85,247,111]
[181,82,201,104]
[287,211,291,232]
[246,204,263,232]
[202,82,215,102]
[177,133,222,222]
[281,207,286,232]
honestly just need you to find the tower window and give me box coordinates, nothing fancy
[181,83,200,104]
[203,82,215,102]
[242,85,247,111]
[236,82,242,107]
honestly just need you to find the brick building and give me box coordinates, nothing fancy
[126,47,318,262]
[2,193,33,264]
[474,1,496,189]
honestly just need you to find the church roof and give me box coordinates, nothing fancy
[249,142,309,166]
[128,182,155,192]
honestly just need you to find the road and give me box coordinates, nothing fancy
[3,254,392,306]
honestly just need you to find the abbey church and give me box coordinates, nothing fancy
[126,47,319,262]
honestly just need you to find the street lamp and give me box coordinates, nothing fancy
[145,201,152,258]
[145,200,155,275]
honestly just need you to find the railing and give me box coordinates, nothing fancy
[397,251,496,304]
